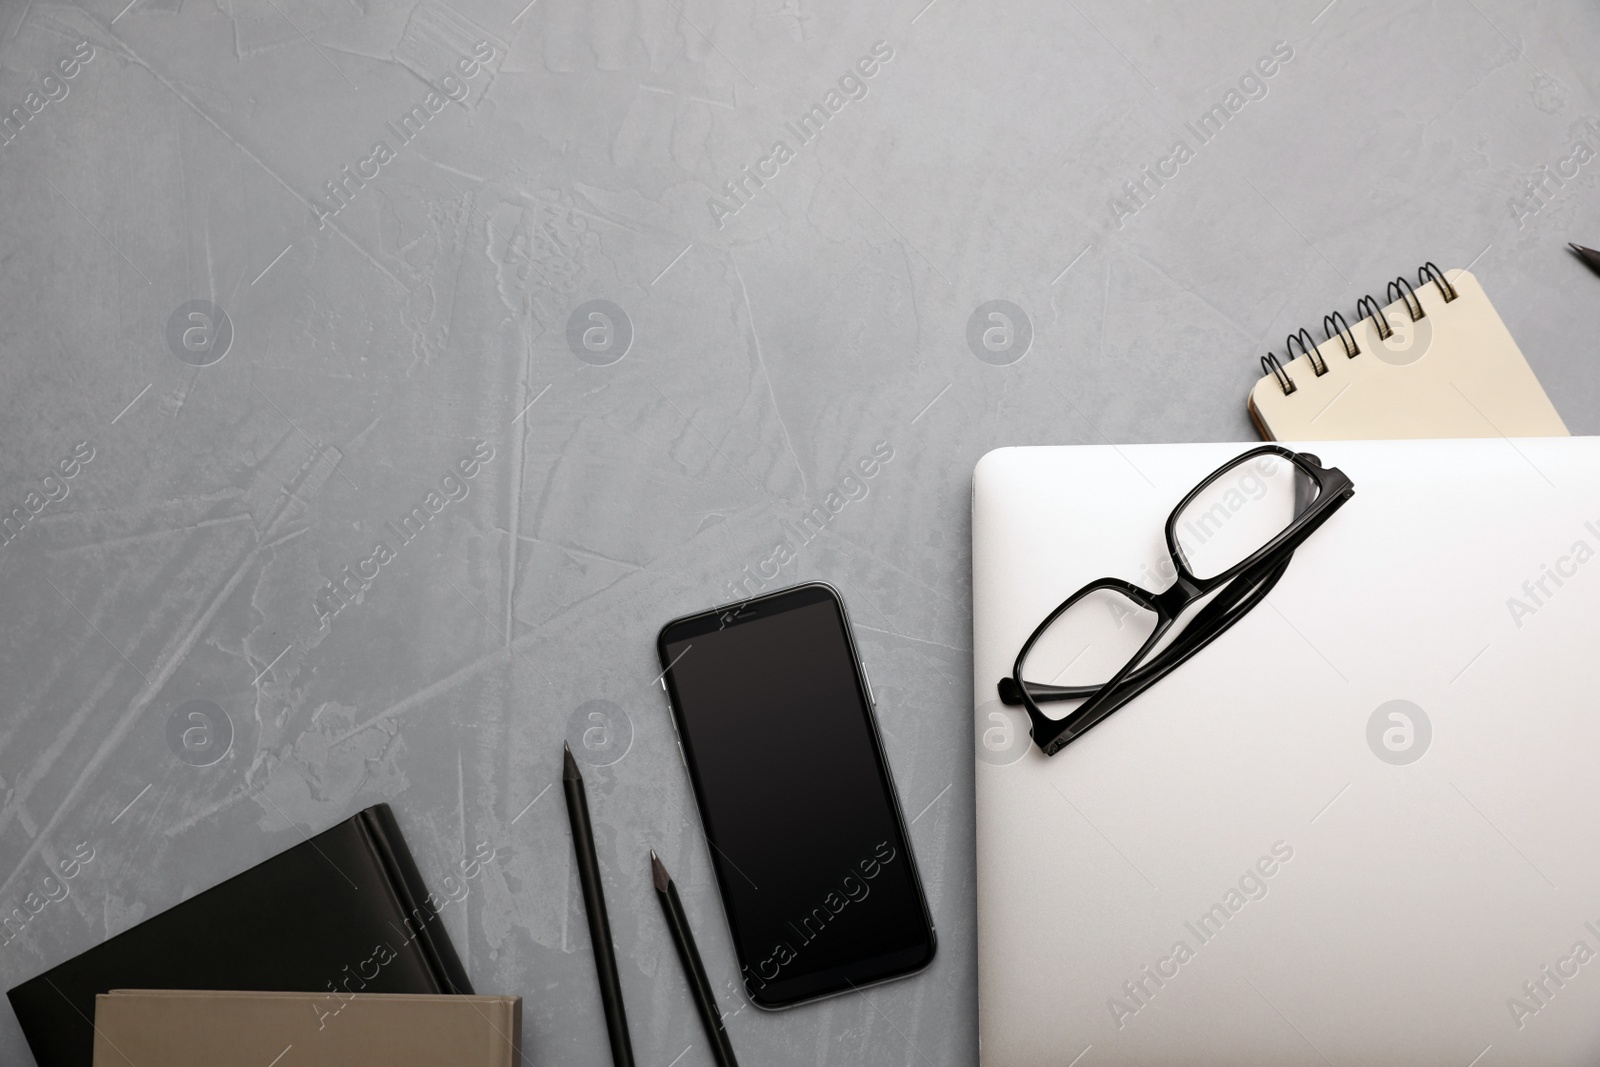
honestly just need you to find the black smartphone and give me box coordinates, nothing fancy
[656,582,936,1009]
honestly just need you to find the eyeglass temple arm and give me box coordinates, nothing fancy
[998,551,1291,705]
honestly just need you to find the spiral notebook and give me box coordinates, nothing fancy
[1247,265,1569,440]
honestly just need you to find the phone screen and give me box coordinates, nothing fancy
[659,584,935,1007]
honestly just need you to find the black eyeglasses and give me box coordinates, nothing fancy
[998,445,1354,756]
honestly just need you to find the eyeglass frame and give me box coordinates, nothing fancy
[997,444,1355,757]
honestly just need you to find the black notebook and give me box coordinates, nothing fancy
[7,804,472,1067]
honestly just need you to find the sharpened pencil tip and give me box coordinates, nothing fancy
[562,741,580,781]
[1571,243,1600,276]
[651,850,671,892]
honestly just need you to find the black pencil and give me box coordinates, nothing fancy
[1571,242,1600,277]
[651,851,740,1067]
[564,742,636,1067]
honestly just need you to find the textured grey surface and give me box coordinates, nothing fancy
[0,0,1597,1064]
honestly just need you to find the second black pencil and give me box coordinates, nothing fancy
[651,850,740,1067]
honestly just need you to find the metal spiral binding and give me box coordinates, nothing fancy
[1261,262,1462,396]
[1284,328,1327,376]
[1261,353,1295,395]
[1419,261,1457,302]
[1386,276,1424,321]
[1355,294,1392,339]
[1323,311,1359,358]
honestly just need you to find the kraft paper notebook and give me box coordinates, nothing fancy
[1247,266,1568,440]
[973,438,1600,1065]
[91,991,522,1067]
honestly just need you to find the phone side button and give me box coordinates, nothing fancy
[862,665,876,706]
[676,739,687,768]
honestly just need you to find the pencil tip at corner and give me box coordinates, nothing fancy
[650,850,671,891]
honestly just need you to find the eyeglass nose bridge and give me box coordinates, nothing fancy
[1152,576,1199,617]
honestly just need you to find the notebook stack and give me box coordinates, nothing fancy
[6,804,521,1067]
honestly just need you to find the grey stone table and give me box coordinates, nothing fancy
[1,0,1596,1063]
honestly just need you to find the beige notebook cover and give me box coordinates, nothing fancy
[91,990,521,1067]
[1247,268,1568,440]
